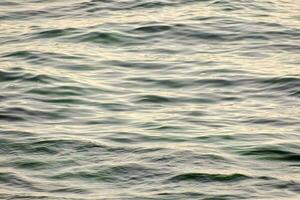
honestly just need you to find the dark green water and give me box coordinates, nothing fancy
[0,0,300,199]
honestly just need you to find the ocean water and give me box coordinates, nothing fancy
[0,0,300,199]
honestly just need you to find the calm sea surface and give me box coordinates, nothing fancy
[0,0,300,199]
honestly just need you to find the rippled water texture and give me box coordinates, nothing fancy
[0,0,300,199]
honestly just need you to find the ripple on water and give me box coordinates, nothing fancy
[237,145,300,162]
[0,0,300,199]
[169,172,251,183]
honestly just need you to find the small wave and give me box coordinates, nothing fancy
[50,187,89,194]
[133,25,172,33]
[0,194,81,200]
[104,60,169,70]
[2,50,80,66]
[27,86,88,97]
[258,76,300,97]
[70,31,140,46]
[0,68,61,85]
[4,138,133,156]
[0,106,67,122]
[2,51,37,59]
[261,76,300,85]
[157,192,244,199]
[0,1,19,6]
[104,132,189,144]
[134,95,175,104]
[237,146,300,162]
[242,118,298,126]
[0,171,42,191]
[0,10,50,20]
[129,1,174,9]
[127,77,191,88]
[169,172,251,182]
[0,138,59,155]
[6,159,47,170]
[51,163,160,183]
[32,28,80,39]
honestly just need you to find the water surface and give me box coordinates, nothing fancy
[0,0,300,199]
